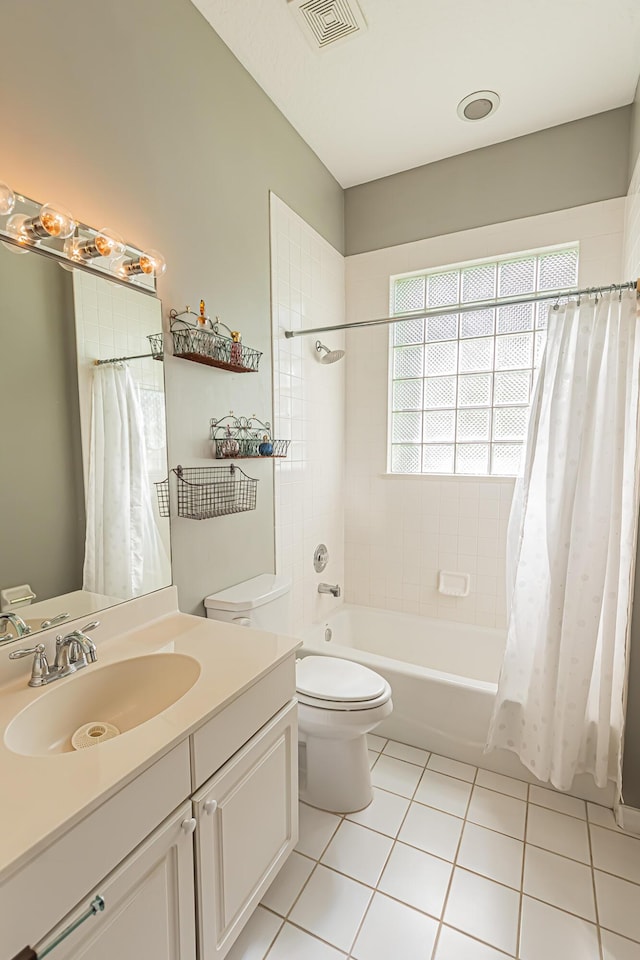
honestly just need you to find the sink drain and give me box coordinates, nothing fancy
[72,721,120,750]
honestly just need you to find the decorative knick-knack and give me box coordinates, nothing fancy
[230,330,243,366]
[197,299,209,327]
[221,423,240,457]
[259,435,274,456]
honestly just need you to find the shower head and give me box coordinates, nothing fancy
[315,340,345,364]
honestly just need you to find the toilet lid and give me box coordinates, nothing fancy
[296,656,387,703]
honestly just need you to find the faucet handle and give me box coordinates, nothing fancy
[9,643,50,686]
[80,621,100,632]
[9,642,45,660]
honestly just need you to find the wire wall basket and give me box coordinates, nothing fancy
[155,477,170,517]
[167,308,262,373]
[147,333,165,361]
[165,464,258,520]
[210,414,290,459]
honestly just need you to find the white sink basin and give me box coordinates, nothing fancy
[4,654,201,756]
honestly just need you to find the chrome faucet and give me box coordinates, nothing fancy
[318,583,341,598]
[54,621,99,671]
[0,612,31,643]
[9,621,100,687]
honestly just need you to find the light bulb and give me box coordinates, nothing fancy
[139,249,166,277]
[70,227,125,262]
[113,248,166,278]
[23,202,77,241]
[2,214,30,254]
[0,182,15,216]
[6,213,31,245]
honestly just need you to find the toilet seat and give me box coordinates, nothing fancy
[297,688,392,711]
[296,656,392,712]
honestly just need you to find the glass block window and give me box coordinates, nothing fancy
[389,245,578,475]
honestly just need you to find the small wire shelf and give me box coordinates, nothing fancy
[147,333,165,361]
[210,414,290,459]
[167,308,262,373]
[156,464,258,520]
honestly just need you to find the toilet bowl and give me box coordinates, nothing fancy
[204,575,393,814]
[296,656,392,813]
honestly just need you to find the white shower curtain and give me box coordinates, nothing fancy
[486,290,640,792]
[83,363,170,600]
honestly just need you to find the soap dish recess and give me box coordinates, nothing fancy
[438,571,470,598]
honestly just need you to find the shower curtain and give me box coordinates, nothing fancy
[486,290,640,793]
[83,363,170,600]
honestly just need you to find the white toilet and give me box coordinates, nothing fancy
[204,574,393,813]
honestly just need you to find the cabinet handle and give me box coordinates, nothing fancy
[181,817,197,835]
[204,799,218,815]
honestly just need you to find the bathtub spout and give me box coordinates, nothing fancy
[318,582,341,598]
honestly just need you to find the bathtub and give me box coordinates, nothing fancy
[301,603,614,805]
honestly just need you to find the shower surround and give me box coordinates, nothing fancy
[344,198,626,629]
[270,194,346,635]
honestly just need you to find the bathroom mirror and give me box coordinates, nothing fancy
[0,241,171,643]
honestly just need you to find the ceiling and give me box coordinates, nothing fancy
[192,0,640,188]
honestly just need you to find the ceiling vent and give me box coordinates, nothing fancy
[288,0,367,51]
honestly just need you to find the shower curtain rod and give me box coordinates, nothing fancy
[94,353,156,365]
[284,278,640,339]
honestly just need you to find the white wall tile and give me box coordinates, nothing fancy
[271,196,345,634]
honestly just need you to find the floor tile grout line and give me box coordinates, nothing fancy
[256,910,285,960]
[514,781,531,960]
[429,758,480,960]
[344,748,435,958]
[587,818,605,960]
[268,912,351,957]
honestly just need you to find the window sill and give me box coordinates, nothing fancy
[379,472,517,482]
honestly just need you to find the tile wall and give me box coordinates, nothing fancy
[271,195,346,635]
[345,199,626,628]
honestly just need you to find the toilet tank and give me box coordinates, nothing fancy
[204,574,292,632]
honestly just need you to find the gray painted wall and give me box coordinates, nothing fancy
[0,0,344,616]
[345,107,631,256]
[630,77,640,184]
[624,526,640,807]
[622,79,640,807]
[0,249,85,603]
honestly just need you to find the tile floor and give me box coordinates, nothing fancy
[227,735,640,960]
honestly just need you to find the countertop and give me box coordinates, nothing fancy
[0,596,300,883]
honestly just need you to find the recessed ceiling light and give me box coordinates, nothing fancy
[457,90,500,122]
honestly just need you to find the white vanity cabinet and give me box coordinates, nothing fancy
[38,802,197,960]
[3,656,298,960]
[193,701,298,959]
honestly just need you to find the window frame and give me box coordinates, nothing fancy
[387,243,580,478]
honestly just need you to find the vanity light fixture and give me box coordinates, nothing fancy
[112,248,167,278]
[65,227,125,262]
[0,181,15,216]
[0,183,166,291]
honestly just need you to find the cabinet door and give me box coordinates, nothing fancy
[37,802,196,960]
[193,700,298,959]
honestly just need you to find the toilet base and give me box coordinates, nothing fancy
[300,732,373,813]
